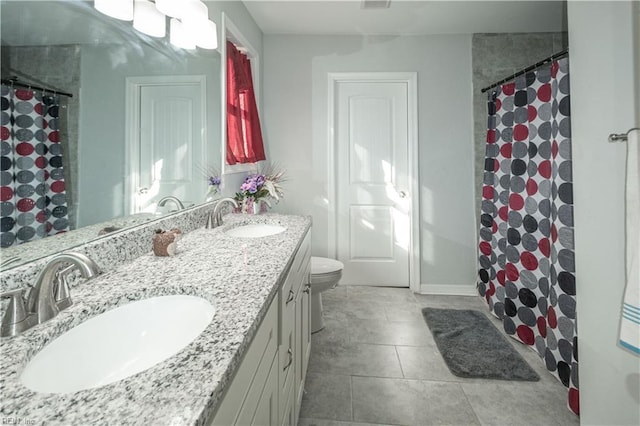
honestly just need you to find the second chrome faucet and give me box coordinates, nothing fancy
[0,252,101,338]
[206,198,239,229]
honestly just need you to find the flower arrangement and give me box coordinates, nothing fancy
[235,164,285,213]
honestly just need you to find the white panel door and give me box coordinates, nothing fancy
[335,80,411,286]
[134,83,205,213]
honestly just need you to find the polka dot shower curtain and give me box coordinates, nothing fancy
[476,57,579,415]
[1,84,69,247]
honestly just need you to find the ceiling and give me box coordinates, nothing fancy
[241,0,567,35]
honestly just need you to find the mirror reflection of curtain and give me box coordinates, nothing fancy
[1,84,70,247]
[226,40,266,165]
[476,58,579,415]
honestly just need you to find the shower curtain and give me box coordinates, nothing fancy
[476,57,579,415]
[1,84,69,247]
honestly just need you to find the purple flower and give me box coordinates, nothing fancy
[241,180,258,194]
[208,176,221,186]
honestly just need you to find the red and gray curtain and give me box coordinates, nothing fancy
[226,41,266,165]
[1,84,69,247]
[476,57,579,415]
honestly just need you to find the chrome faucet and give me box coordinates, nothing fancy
[27,253,101,325]
[206,198,238,229]
[0,252,100,337]
[157,196,185,211]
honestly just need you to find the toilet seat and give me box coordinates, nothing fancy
[311,256,344,276]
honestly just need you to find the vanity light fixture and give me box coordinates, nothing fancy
[94,0,217,51]
[94,0,134,21]
[182,1,218,50]
[133,0,166,38]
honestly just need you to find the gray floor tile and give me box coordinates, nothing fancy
[383,302,425,322]
[349,319,433,346]
[303,289,577,426]
[298,419,391,426]
[300,373,352,422]
[309,342,403,378]
[311,318,351,346]
[323,298,388,322]
[461,381,580,426]
[352,376,480,425]
[322,285,349,301]
[347,286,416,304]
[395,345,462,382]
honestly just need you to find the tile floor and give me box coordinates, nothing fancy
[299,285,581,426]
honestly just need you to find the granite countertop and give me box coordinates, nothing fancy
[0,213,312,426]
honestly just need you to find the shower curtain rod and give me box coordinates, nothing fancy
[1,77,73,98]
[480,49,569,93]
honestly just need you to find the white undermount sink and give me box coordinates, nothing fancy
[20,295,215,394]
[226,223,286,238]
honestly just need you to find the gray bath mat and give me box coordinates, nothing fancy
[422,308,539,381]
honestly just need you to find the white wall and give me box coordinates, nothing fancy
[263,35,477,291]
[568,1,640,424]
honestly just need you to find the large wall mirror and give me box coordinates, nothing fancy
[1,0,222,269]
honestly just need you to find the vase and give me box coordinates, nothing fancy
[205,187,219,202]
[246,200,268,214]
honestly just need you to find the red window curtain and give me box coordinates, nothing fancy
[226,41,266,165]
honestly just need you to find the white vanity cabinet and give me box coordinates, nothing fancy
[279,230,311,426]
[209,229,311,426]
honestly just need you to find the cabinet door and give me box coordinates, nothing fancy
[301,271,311,388]
[280,381,296,426]
[279,294,295,424]
[210,298,278,426]
[295,265,312,417]
[249,355,279,426]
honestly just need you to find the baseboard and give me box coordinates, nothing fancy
[419,284,478,296]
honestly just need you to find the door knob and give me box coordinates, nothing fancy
[399,191,407,198]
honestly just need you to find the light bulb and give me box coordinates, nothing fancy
[133,0,166,38]
[194,19,218,50]
[155,0,182,19]
[169,18,196,50]
[182,1,208,21]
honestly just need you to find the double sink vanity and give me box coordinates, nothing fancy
[0,206,312,426]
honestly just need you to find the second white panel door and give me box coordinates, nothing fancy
[335,79,411,287]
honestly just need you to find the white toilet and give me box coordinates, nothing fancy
[310,256,344,333]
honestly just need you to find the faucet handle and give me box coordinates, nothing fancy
[1,288,33,337]
[53,265,75,311]
[205,210,216,229]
